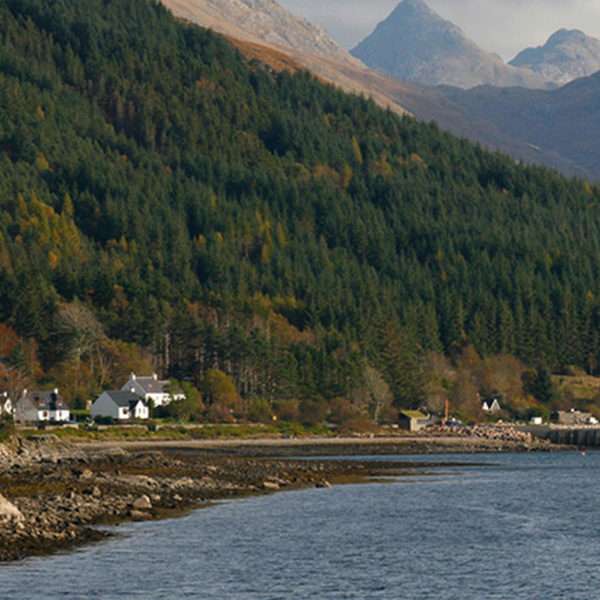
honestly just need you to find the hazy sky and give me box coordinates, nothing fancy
[278,0,600,61]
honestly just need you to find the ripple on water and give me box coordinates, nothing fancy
[3,452,600,599]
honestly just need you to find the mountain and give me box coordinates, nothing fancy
[439,70,600,176]
[160,0,412,116]
[351,0,547,89]
[510,29,600,85]
[160,0,590,179]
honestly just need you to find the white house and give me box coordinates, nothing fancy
[121,373,184,407]
[91,390,149,421]
[14,389,70,425]
[481,398,502,412]
[0,392,13,417]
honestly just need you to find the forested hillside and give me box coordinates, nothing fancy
[2,0,600,422]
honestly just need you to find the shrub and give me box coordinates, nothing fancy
[274,398,300,422]
[0,416,15,442]
[206,402,235,423]
[247,397,272,423]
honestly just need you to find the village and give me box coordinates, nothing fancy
[0,373,184,427]
[0,371,599,436]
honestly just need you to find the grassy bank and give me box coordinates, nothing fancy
[16,422,335,443]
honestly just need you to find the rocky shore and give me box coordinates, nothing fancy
[0,429,555,562]
[0,437,390,562]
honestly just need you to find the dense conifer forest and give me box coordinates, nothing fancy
[2,0,600,423]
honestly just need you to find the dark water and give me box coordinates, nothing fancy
[3,452,600,599]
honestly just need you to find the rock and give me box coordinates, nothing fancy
[129,510,149,521]
[115,474,158,490]
[132,495,152,510]
[198,476,217,489]
[169,477,195,490]
[315,480,332,489]
[79,469,94,480]
[262,481,280,490]
[83,486,102,498]
[0,493,24,522]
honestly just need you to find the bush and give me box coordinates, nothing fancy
[299,397,329,427]
[247,397,272,423]
[0,416,15,442]
[206,402,235,423]
[274,398,300,422]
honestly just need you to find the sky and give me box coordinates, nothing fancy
[277,0,600,61]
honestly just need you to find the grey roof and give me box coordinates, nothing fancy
[134,377,170,394]
[104,390,144,408]
[27,391,69,411]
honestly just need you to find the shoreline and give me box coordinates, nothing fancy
[0,433,559,562]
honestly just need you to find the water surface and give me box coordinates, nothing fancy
[3,452,599,599]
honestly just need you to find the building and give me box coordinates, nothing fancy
[398,410,430,432]
[121,373,184,407]
[555,409,597,426]
[14,389,70,425]
[91,390,149,421]
[481,398,502,412]
[0,392,13,417]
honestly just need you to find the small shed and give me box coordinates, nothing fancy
[398,410,430,432]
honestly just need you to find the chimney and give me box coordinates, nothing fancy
[131,373,136,380]
[152,373,157,380]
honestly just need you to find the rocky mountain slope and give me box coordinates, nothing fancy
[510,29,600,85]
[163,0,355,66]
[351,0,547,89]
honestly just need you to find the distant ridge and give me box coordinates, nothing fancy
[439,70,600,177]
[351,0,548,89]
[160,0,595,180]
[510,29,600,85]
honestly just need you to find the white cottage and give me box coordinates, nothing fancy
[481,398,502,413]
[0,392,13,417]
[15,389,70,425]
[121,373,183,407]
[91,390,149,421]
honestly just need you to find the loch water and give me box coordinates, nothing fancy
[3,452,600,599]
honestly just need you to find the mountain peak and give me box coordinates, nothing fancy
[351,0,546,89]
[547,28,587,45]
[510,28,600,85]
[392,0,434,15]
